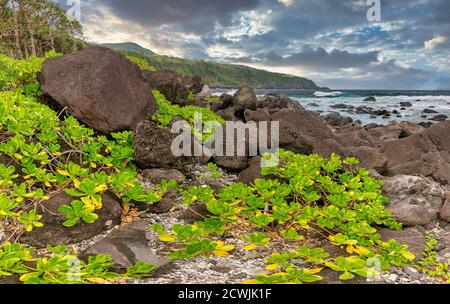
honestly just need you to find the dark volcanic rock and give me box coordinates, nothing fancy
[134,120,211,169]
[214,156,249,172]
[20,192,122,248]
[182,75,204,94]
[272,108,334,155]
[232,86,257,113]
[400,102,413,107]
[381,121,450,185]
[344,146,387,172]
[378,227,427,259]
[82,220,171,271]
[39,46,157,134]
[244,108,271,122]
[141,168,186,184]
[367,122,425,141]
[216,106,239,121]
[146,189,177,214]
[178,203,213,223]
[423,109,438,114]
[238,157,262,185]
[257,94,302,111]
[323,112,353,128]
[143,70,188,102]
[430,114,448,122]
[441,194,450,222]
[330,103,350,109]
[363,96,376,102]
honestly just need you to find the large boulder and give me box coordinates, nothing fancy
[441,194,450,222]
[378,227,427,259]
[143,70,188,102]
[39,46,157,134]
[82,220,171,271]
[335,129,377,148]
[238,157,262,185]
[141,168,186,185]
[244,108,271,122]
[256,94,302,111]
[197,85,213,99]
[381,121,450,184]
[367,122,425,141]
[216,106,239,122]
[344,146,387,172]
[382,175,445,226]
[182,75,204,94]
[271,108,334,155]
[232,86,257,113]
[134,120,211,170]
[20,192,123,248]
[323,112,353,128]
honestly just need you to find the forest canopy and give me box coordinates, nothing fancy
[0,0,84,58]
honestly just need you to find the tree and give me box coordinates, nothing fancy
[0,0,84,58]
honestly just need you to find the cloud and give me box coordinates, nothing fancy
[95,0,261,34]
[317,59,431,90]
[424,36,448,51]
[278,0,294,7]
[53,0,450,89]
[260,47,379,70]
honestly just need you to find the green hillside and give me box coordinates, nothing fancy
[101,42,318,89]
[101,42,156,57]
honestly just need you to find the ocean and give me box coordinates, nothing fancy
[212,89,450,125]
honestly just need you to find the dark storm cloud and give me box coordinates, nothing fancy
[96,0,261,33]
[56,0,450,89]
[322,60,431,90]
[261,48,379,69]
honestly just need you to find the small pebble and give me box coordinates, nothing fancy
[405,266,420,279]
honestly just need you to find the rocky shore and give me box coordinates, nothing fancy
[1,46,449,284]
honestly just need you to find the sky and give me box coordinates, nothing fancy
[56,0,450,90]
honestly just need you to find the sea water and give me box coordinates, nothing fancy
[212,89,450,125]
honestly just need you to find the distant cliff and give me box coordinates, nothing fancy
[102,42,319,89]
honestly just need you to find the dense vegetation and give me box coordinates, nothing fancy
[0,0,85,58]
[0,48,449,285]
[0,53,163,283]
[103,43,319,89]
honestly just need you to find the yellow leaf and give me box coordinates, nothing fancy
[90,195,103,209]
[354,246,370,256]
[94,184,107,193]
[306,268,323,274]
[73,179,81,188]
[90,163,97,169]
[265,264,278,271]
[57,169,70,176]
[401,251,416,261]
[244,244,256,251]
[214,250,230,257]
[158,233,176,242]
[87,277,108,284]
[215,242,234,252]
[346,245,355,254]
[243,280,260,285]
[81,196,92,206]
